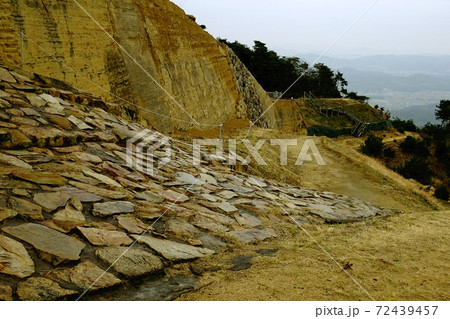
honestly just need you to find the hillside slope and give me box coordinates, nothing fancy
[273,98,384,133]
[0,66,400,301]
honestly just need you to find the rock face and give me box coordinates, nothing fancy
[0,0,275,132]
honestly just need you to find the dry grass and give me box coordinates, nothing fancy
[179,209,450,301]
[174,127,449,301]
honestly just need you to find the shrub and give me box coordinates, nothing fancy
[397,156,433,185]
[414,141,431,157]
[399,136,430,157]
[361,134,384,157]
[435,186,449,201]
[400,136,417,153]
[391,117,417,133]
[383,147,396,159]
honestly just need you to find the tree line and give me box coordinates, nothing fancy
[219,39,368,102]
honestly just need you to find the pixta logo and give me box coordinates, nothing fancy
[126,129,172,175]
[193,138,325,166]
[127,130,325,175]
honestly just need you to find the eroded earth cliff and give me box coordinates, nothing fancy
[0,0,275,132]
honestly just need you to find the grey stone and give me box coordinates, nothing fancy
[33,191,71,212]
[93,201,135,216]
[234,212,263,228]
[96,246,163,277]
[54,186,103,203]
[133,235,214,261]
[176,172,204,186]
[215,201,238,214]
[229,228,277,244]
[191,215,229,233]
[78,227,133,246]
[198,234,226,251]
[160,189,189,203]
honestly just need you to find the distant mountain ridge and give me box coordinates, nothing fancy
[302,54,450,76]
[300,54,450,126]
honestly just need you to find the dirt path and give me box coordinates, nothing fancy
[287,136,436,212]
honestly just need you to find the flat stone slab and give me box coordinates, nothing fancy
[198,234,226,251]
[46,261,121,292]
[96,247,163,278]
[0,235,35,278]
[33,191,71,212]
[117,214,150,234]
[217,190,238,199]
[160,189,189,203]
[78,227,132,246]
[3,223,85,265]
[247,177,267,188]
[10,171,67,186]
[39,93,59,104]
[228,255,254,271]
[8,196,43,220]
[54,186,102,202]
[69,181,129,199]
[215,201,238,214]
[166,219,202,246]
[191,215,229,233]
[0,207,18,222]
[68,115,92,130]
[93,201,135,216]
[72,152,102,164]
[0,152,32,169]
[201,193,220,202]
[0,67,16,83]
[234,212,263,228]
[199,173,218,185]
[132,235,214,261]
[184,203,235,226]
[229,228,277,244]
[83,170,122,188]
[53,205,86,231]
[17,277,76,301]
[176,172,204,186]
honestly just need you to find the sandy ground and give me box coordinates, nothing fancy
[175,129,449,301]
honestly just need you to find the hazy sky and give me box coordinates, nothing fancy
[171,0,450,57]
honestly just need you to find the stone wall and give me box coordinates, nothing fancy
[0,0,275,133]
[225,47,276,128]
